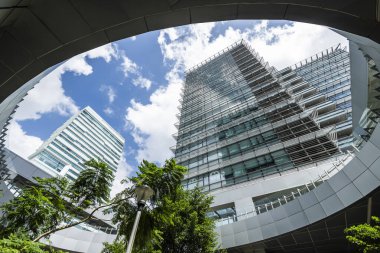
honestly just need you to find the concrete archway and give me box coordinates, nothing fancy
[0,1,380,252]
[0,0,379,104]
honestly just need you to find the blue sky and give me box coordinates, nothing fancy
[7,20,348,194]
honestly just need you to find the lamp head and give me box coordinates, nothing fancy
[134,185,154,202]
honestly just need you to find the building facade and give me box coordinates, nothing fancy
[174,41,353,229]
[29,106,124,180]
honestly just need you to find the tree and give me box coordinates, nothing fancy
[155,187,219,253]
[105,159,223,253]
[0,233,66,253]
[1,158,223,252]
[0,177,72,239]
[345,216,380,253]
[71,159,115,208]
[0,159,116,242]
[101,240,126,253]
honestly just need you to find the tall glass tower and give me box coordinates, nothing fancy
[174,41,352,224]
[29,106,125,180]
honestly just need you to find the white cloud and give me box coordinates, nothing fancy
[86,44,118,63]
[121,56,139,78]
[9,43,119,158]
[100,85,116,103]
[14,67,80,121]
[125,74,182,163]
[132,76,152,90]
[121,55,153,90]
[14,43,119,121]
[130,36,137,41]
[110,155,134,197]
[125,21,348,164]
[7,121,43,158]
[104,107,114,115]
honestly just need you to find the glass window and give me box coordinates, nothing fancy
[228,144,240,156]
[218,147,229,159]
[245,158,259,172]
[209,171,221,183]
[244,121,252,130]
[232,163,245,177]
[208,150,218,162]
[272,150,291,165]
[257,156,266,166]
[250,136,259,146]
[207,135,217,144]
[222,167,233,178]
[188,158,198,169]
[234,124,245,135]
[203,174,209,185]
[225,128,234,138]
[265,154,274,164]
[262,130,276,142]
[239,139,251,151]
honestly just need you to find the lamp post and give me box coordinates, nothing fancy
[126,185,154,253]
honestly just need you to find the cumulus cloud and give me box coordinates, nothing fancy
[125,21,348,164]
[126,76,182,163]
[132,76,152,90]
[14,43,119,121]
[121,55,153,90]
[110,155,134,197]
[7,121,43,158]
[14,67,80,121]
[9,43,118,158]
[86,43,118,63]
[121,56,139,78]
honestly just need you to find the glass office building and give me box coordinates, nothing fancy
[29,106,124,180]
[173,41,352,223]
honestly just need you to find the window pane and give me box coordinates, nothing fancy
[218,147,229,159]
[245,158,259,172]
[232,163,245,177]
[208,150,218,161]
[239,139,251,151]
[228,143,240,156]
[209,171,220,183]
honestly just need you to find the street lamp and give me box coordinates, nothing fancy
[126,185,154,253]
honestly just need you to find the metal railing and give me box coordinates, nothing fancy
[215,150,354,226]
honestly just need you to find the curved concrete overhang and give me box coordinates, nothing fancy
[0,0,379,106]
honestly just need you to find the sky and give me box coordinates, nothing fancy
[6,20,349,195]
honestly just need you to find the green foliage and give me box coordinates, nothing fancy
[106,158,223,253]
[0,233,66,253]
[345,216,380,253]
[155,187,219,253]
[71,159,115,208]
[0,177,71,239]
[0,159,115,241]
[101,240,126,253]
[131,159,187,201]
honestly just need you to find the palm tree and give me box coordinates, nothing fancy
[107,158,187,252]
